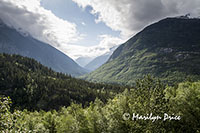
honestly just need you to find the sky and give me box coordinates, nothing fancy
[0,0,200,60]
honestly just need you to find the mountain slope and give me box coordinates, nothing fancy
[0,22,87,76]
[85,54,110,71]
[76,56,94,67]
[0,53,125,110]
[84,46,119,71]
[83,17,200,85]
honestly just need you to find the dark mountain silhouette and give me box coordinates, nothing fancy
[0,21,87,76]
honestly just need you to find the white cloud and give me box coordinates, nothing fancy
[81,22,86,26]
[1,0,200,60]
[0,0,124,60]
[60,34,124,59]
[0,0,82,52]
[72,0,200,38]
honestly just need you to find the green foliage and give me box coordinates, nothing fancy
[0,96,13,131]
[0,53,125,111]
[1,76,199,132]
[82,18,200,86]
[0,96,26,132]
[1,18,200,133]
[166,81,200,132]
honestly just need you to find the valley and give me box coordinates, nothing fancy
[1,15,200,132]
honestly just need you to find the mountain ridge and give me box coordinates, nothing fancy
[84,53,110,72]
[82,17,200,85]
[84,45,119,72]
[0,21,87,76]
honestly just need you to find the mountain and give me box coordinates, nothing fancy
[0,21,87,76]
[82,17,200,85]
[76,56,94,67]
[84,53,110,72]
[84,46,119,71]
[0,53,125,110]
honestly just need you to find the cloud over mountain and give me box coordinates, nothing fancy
[0,0,82,48]
[1,0,199,59]
[0,0,124,59]
[73,0,200,38]
[61,34,124,59]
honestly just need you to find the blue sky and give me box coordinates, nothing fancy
[41,0,120,47]
[0,0,199,59]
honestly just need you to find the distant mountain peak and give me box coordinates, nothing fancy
[175,13,200,19]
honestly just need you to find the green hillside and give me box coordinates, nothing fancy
[1,76,200,132]
[82,18,200,85]
[0,53,125,111]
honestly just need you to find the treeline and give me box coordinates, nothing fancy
[1,76,200,132]
[0,53,126,111]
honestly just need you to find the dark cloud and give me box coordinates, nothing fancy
[73,0,200,37]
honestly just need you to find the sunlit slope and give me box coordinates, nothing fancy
[83,18,200,85]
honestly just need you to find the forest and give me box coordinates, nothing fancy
[1,76,200,132]
[0,53,126,111]
[0,53,200,132]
